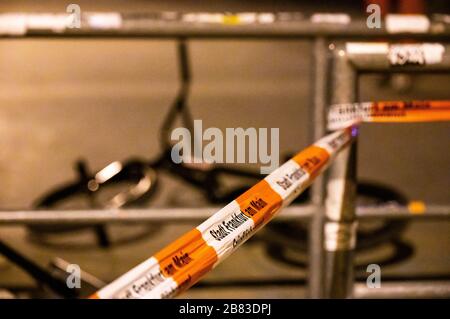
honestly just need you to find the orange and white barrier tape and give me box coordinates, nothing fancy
[91,99,450,299]
[90,127,355,299]
[327,100,450,131]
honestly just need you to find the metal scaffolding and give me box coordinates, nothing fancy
[0,12,449,298]
[322,41,450,298]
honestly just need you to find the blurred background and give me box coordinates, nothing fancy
[0,0,449,298]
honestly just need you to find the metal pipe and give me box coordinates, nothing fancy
[323,42,358,298]
[2,14,450,39]
[322,39,450,298]
[191,280,450,298]
[323,146,358,298]
[354,281,450,299]
[357,204,450,219]
[0,240,76,298]
[308,37,329,298]
[0,204,448,225]
[0,205,314,225]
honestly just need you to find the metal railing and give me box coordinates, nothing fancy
[322,41,450,298]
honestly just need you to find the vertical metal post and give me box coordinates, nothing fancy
[308,37,329,298]
[323,43,358,298]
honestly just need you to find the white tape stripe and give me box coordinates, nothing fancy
[204,217,255,265]
[196,201,254,265]
[314,129,353,156]
[264,159,309,203]
[196,201,240,233]
[96,257,164,299]
[327,103,371,130]
[141,277,178,299]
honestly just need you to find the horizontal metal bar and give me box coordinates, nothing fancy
[193,279,450,298]
[2,14,450,39]
[354,281,450,298]
[357,204,450,219]
[0,204,448,225]
[0,205,314,225]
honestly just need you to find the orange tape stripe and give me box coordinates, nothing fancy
[236,180,283,228]
[292,145,330,178]
[154,229,218,287]
[371,100,450,111]
[369,101,450,119]
[328,101,450,130]
[370,112,450,123]
[169,244,219,293]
